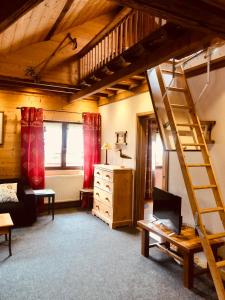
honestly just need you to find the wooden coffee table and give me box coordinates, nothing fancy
[0,213,14,256]
[138,219,223,289]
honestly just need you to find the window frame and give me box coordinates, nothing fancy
[44,120,83,170]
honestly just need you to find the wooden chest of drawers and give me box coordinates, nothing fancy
[92,164,133,229]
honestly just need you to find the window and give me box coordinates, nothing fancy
[44,122,83,169]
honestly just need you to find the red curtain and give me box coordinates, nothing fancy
[21,107,45,207]
[82,112,101,192]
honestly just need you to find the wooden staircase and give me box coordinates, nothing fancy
[147,62,225,300]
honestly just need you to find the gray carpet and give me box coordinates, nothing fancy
[0,209,217,300]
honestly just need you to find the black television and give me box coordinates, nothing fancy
[152,187,182,234]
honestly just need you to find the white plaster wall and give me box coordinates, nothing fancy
[99,92,153,168]
[169,67,225,233]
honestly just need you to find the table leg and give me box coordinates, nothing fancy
[8,228,12,256]
[48,197,50,214]
[183,252,194,288]
[5,234,7,241]
[141,229,149,257]
[52,195,55,220]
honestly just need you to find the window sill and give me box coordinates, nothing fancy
[45,169,84,176]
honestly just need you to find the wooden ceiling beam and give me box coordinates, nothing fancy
[74,7,132,60]
[110,83,131,91]
[0,0,44,34]
[111,0,225,38]
[0,75,80,94]
[98,82,148,106]
[44,0,75,41]
[70,23,213,102]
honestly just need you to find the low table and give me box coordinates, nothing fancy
[80,188,93,208]
[0,213,14,256]
[33,189,55,220]
[138,219,223,289]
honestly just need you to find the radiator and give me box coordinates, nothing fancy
[45,174,83,202]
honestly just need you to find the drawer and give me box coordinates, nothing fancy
[94,187,113,206]
[102,170,113,182]
[94,177,113,193]
[93,199,112,220]
[94,168,103,178]
[101,190,113,206]
[93,188,102,201]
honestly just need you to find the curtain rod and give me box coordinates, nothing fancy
[16,107,82,115]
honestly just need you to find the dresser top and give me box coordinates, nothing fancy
[94,164,133,171]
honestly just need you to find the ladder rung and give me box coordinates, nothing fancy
[161,69,183,75]
[178,130,193,136]
[167,87,186,92]
[207,232,225,240]
[187,163,211,167]
[216,260,225,269]
[193,185,217,190]
[182,143,204,147]
[176,123,199,127]
[200,207,224,214]
[170,104,191,109]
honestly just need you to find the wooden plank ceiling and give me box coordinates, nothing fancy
[0,0,118,55]
[0,0,224,104]
[0,0,119,86]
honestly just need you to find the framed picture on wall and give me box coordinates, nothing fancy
[0,112,3,145]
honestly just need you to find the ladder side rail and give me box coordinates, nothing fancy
[155,67,201,218]
[153,64,225,300]
[181,67,225,226]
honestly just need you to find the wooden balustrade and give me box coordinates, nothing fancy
[79,10,165,81]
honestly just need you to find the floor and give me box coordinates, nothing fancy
[0,209,217,300]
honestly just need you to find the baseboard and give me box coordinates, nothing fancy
[43,200,81,210]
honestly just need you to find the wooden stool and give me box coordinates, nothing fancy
[80,188,93,208]
[0,213,14,256]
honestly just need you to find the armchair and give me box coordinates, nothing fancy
[0,178,37,226]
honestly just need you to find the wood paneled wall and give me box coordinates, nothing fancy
[0,89,98,179]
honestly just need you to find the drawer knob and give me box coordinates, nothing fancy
[105,197,110,201]
[95,192,99,196]
[97,172,100,175]
[106,185,110,189]
[96,205,99,209]
[105,175,110,178]
[97,181,100,185]
[105,210,109,214]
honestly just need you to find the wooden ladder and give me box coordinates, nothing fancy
[146,62,225,300]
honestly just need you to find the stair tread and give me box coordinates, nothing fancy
[187,163,211,167]
[178,130,194,136]
[167,87,186,92]
[171,104,191,109]
[176,123,199,127]
[207,232,225,240]
[193,185,217,189]
[182,143,204,146]
[200,207,224,214]
[216,260,225,269]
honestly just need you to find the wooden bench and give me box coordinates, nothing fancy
[138,219,223,289]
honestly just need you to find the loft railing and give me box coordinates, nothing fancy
[79,10,166,81]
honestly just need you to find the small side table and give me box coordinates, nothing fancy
[80,188,93,209]
[0,213,14,256]
[33,189,55,220]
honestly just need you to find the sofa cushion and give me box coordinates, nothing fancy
[0,188,19,203]
[0,182,17,192]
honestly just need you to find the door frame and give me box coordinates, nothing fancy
[133,112,169,224]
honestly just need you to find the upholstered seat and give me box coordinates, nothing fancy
[0,178,36,226]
